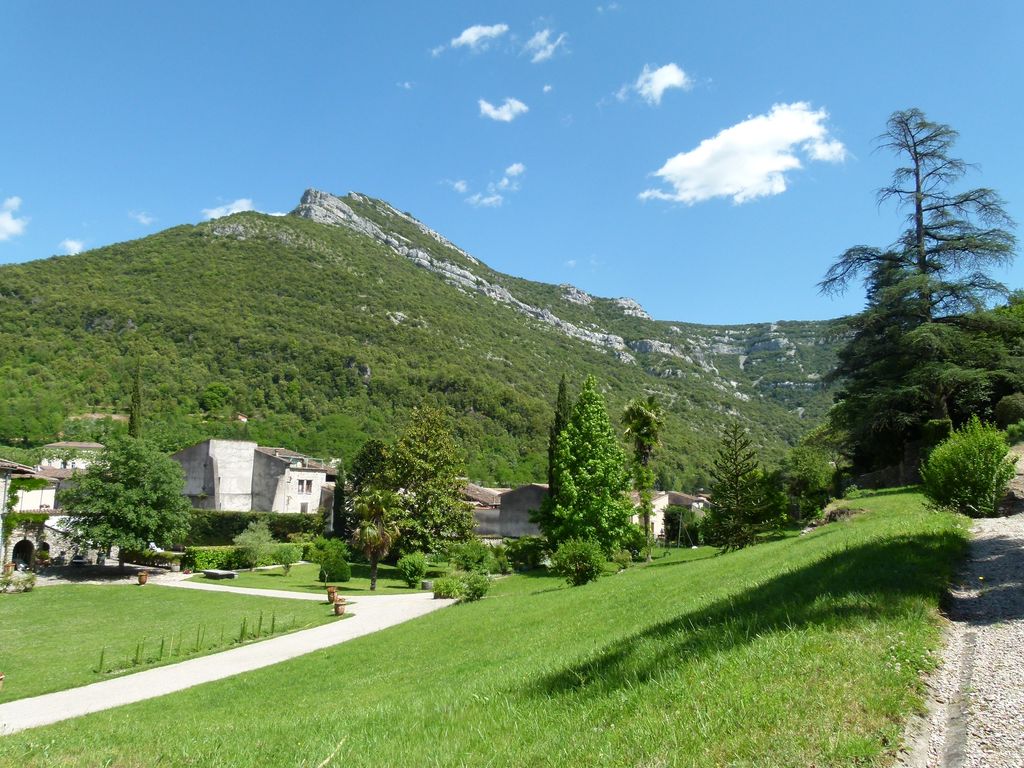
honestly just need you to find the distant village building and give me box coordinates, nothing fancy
[171,439,335,514]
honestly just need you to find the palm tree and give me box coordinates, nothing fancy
[622,395,665,561]
[351,489,402,591]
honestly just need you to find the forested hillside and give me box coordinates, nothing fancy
[0,190,841,486]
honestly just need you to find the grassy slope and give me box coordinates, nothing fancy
[0,491,968,767]
[190,561,447,596]
[0,585,335,703]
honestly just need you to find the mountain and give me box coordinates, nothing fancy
[0,189,842,487]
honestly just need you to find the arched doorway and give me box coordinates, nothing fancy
[12,539,34,567]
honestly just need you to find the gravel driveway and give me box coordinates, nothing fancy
[907,512,1024,767]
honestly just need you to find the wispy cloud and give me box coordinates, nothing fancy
[543,84,553,94]
[639,102,847,205]
[448,23,509,53]
[129,210,156,226]
[201,198,254,220]
[479,97,529,122]
[0,196,28,241]
[397,81,414,90]
[59,238,84,255]
[565,258,577,268]
[624,63,692,105]
[466,193,504,208]
[524,29,567,63]
[596,3,620,13]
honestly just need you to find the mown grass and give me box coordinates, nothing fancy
[191,560,446,595]
[0,491,969,767]
[0,585,336,703]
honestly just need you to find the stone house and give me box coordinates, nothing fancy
[171,439,334,514]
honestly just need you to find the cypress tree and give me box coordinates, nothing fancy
[547,374,572,495]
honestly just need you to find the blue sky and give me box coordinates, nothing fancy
[2,2,1022,324]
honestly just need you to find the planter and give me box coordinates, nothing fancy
[137,571,149,586]
[326,586,338,603]
[333,599,347,616]
[2,562,13,576]
[421,579,434,591]
[0,672,4,691]
[170,561,181,573]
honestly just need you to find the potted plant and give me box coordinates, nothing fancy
[137,571,149,586]
[326,585,338,603]
[333,598,347,616]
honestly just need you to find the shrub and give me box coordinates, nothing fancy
[549,538,605,586]
[182,545,239,571]
[309,537,351,582]
[0,572,36,593]
[395,552,429,588]
[1007,419,1024,445]
[505,536,547,571]
[620,524,649,561]
[233,521,276,570]
[612,549,633,572]
[921,418,954,447]
[489,543,511,575]
[448,539,492,574]
[432,576,464,599]
[995,394,1024,429]
[921,416,1016,518]
[278,544,299,575]
[460,572,490,602]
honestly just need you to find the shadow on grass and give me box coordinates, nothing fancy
[528,529,967,698]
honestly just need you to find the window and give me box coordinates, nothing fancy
[300,502,309,514]
[297,479,313,495]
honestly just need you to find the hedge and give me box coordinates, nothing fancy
[185,510,324,546]
[182,543,304,571]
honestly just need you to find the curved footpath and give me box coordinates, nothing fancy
[901,512,1024,767]
[0,589,452,736]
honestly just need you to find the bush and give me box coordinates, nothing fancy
[505,536,547,571]
[182,545,240,571]
[278,544,299,575]
[549,538,605,586]
[233,521,276,570]
[309,537,351,582]
[0,572,36,593]
[432,576,464,599]
[490,544,511,575]
[620,524,649,561]
[448,539,492,574]
[921,416,1016,518]
[395,552,428,588]
[460,572,490,602]
[1007,419,1024,445]
[995,394,1024,429]
[612,549,633,572]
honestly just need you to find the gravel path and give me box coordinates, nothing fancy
[909,512,1024,767]
[0,591,452,736]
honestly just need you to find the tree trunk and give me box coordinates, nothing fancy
[370,558,378,591]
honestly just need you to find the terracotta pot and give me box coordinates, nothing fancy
[137,571,149,586]
[326,586,337,603]
[0,672,5,691]
[333,599,346,616]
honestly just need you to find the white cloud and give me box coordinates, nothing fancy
[543,84,553,94]
[129,210,156,226]
[634,63,692,105]
[60,238,84,255]
[451,23,508,52]
[451,179,468,194]
[397,81,414,90]
[596,3,620,12]
[505,162,526,177]
[201,198,254,220]
[639,102,846,205]
[0,196,27,241]
[524,29,567,63]
[565,258,577,268]
[479,97,529,122]
[430,44,446,57]
[466,193,503,208]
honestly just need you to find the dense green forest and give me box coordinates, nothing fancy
[0,191,839,487]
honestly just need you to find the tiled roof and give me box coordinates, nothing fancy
[44,441,105,450]
[1,458,35,473]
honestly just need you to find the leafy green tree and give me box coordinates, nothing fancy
[820,108,1017,470]
[622,394,664,561]
[389,407,474,555]
[705,422,783,551]
[59,437,192,571]
[547,374,572,496]
[232,520,275,570]
[351,488,402,591]
[541,376,633,552]
[349,439,391,493]
[782,445,834,520]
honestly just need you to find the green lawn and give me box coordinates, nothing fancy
[0,491,969,767]
[189,560,447,595]
[0,584,337,703]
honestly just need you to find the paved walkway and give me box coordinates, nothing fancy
[0,591,451,736]
[161,579,329,601]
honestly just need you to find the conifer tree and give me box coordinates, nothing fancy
[622,394,664,561]
[547,374,572,497]
[541,375,633,552]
